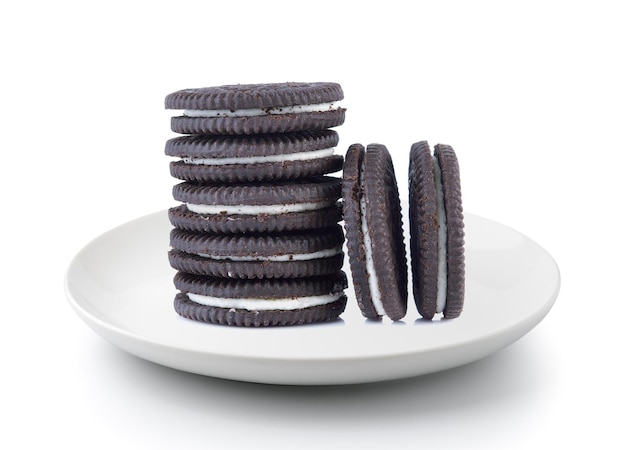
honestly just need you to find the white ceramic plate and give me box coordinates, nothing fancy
[65,211,560,385]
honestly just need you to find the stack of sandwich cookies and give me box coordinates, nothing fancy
[165,82,347,326]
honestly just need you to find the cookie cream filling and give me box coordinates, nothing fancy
[197,247,342,262]
[433,155,448,314]
[359,165,386,317]
[182,101,341,118]
[186,200,335,215]
[182,148,335,165]
[186,292,344,311]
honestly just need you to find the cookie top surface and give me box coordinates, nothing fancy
[342,143,408,320]
[165,82,344,110]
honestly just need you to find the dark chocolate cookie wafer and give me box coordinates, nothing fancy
[166,130,343,183]
[409,141,465,319]
[169,225,344,279]
[170,176,342,234]
[408,141,439,320]
[173,272,348,327]
[166,82,345,135]
[169,204,343,235]
[342,143,408,321]
[433,143,465,318]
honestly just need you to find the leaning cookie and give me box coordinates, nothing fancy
[169,176,342,234]
[173,272,348,326]
[169,225,344,279]
[342,143,408,321]
[165,130,343,183]
[165,82,345,135]
[409,141,465,319]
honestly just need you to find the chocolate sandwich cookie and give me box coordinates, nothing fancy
[342,143,408,321]
[166,82,346,135]
[169,176,342,234]
[173,271,348,327]
[168,225,345,279]
[165,130,343,183]
[409,141,465,319]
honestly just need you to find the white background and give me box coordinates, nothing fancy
[2,0,624,448]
